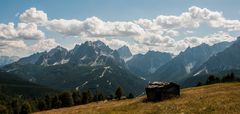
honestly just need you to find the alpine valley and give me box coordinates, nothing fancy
[2,38,240,96]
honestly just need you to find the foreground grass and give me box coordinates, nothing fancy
[34,83,240,114]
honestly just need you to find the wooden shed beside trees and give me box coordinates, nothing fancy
[145,82,180,101]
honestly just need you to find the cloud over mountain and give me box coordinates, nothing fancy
[0,6,238,56]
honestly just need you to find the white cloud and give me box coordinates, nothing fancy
[188,6,240,31]
[0,23,45,40]
[20,7,48,24]
[0,38,59,57]
[30,39,59,52]
[100,38,128,49]
[174,31,235,52]
[128,31,235,55]
[46,17,145,37]
[0,40,28,56]
[1,6,239,56]
[18,7,239,46]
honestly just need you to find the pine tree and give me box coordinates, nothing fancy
[72,90,81,105]
[51,95,61,108]
[44,95,52,109]
[93,94,98,102]
[20,102,31,114]
[196,82,202,86]
[98,93,104,101]
[59,91,74,107]
[11,98,21,114]
[87,90,93,102]
[230,72,235,81]
[37,100,46,111]
[115,86,123,100]
[207,75,218,84]
[128,93,134,99]
[82,90,92,104]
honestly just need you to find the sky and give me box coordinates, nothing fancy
[0,0,240,57]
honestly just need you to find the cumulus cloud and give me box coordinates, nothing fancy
[0,23,45,40]
[46,17,145,37]
[1,6,239,56]
[17,7,240,46]
[173,31,235,53]
[153,6,240,31]
[30,39,59,52]
[0,40,28,56]
[19,7,48,24]
[0,38,59,57]
[128,31,235,55]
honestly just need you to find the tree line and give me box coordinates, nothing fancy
[196,72,240,86]
[0,86,134,114]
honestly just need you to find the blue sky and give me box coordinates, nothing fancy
[1,0,240,22]
[0,0,240,57]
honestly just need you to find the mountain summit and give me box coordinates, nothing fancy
[3,40,145,95]
[117,45,132,60]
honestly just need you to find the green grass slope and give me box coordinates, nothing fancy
[34,82,240,114]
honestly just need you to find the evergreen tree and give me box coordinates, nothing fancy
[230,72,235,81]
[128,93,134,99]
[115,86,123,100]
[196,82,203,86]
[51,95,61,108]
[59,91,74,107]
[72,90,81,105]
[82,91,89,104]
[11,98,21,114]
[87,90,93,102]
[20,102,31,114]
[37,100,46,111]
[98,93,104,101]
[93,94,98,102]
[82,90,92,104]
[206,75,219,84]
[222,73,236,82]
[44,95,52,109]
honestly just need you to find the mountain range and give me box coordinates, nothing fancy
[151,41,232,83]
[180,38,240,87]
[2,37,240,96]
[2,40,145,96]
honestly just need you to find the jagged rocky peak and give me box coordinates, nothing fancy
[80,40,112,54]
[66,40,124,66]
[53,45,67,51]
[83,40,108,48]
[117,45,132,59]
[48,46,68,55]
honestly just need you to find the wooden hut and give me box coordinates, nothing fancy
[145,81,180,101]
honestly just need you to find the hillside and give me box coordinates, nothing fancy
[34,82,240,114]
[0,71,58,98]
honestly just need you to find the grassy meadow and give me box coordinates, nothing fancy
[34,82,240,114]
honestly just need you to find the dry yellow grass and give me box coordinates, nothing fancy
[34,82,240,114]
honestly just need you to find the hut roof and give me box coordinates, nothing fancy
[146,81,178,89]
